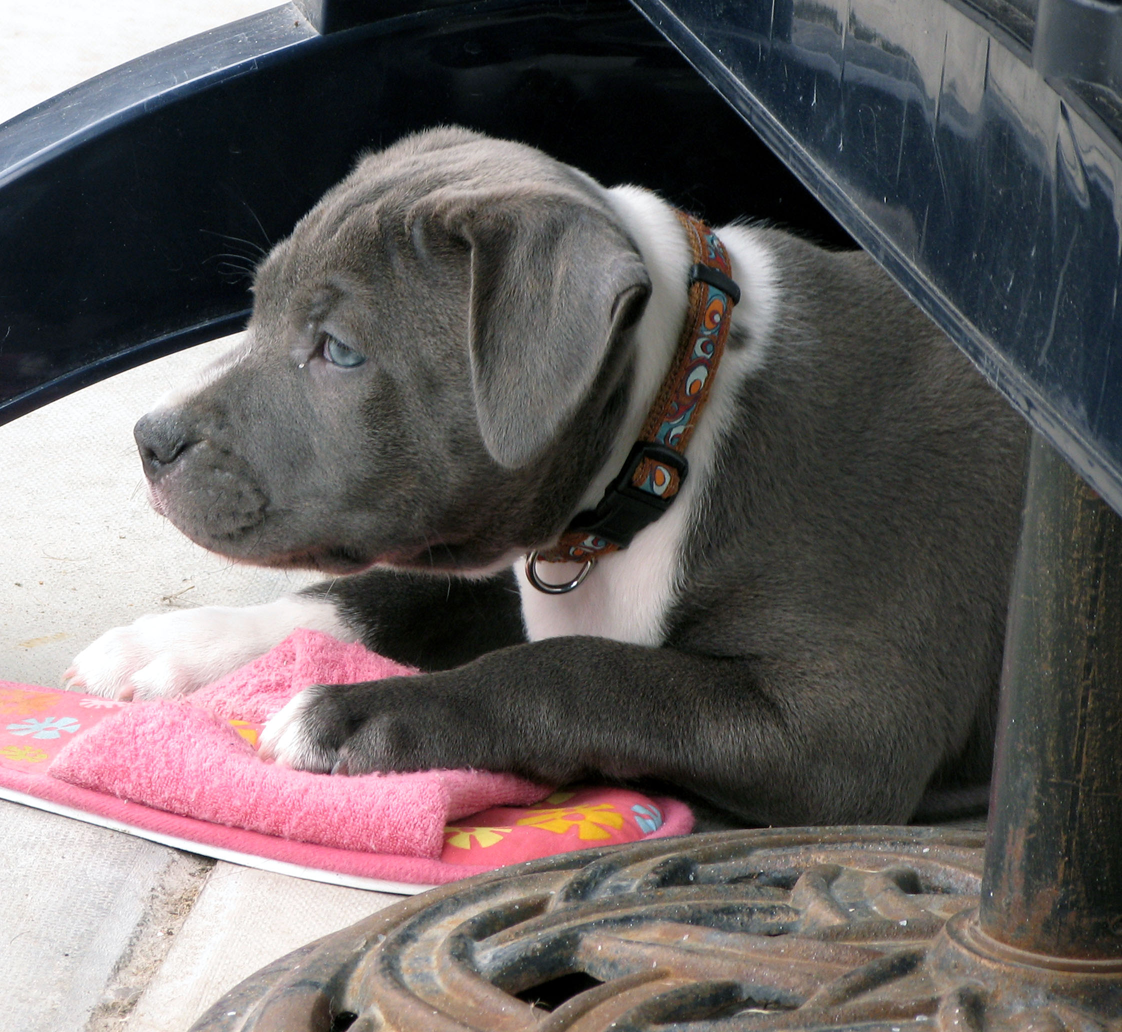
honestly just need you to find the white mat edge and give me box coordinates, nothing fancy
[0,786,434,896]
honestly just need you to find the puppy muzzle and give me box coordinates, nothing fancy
[135,411,267,542]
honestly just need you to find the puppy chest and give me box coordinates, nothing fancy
[515,518,686,647]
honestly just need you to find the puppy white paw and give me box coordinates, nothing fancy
[64,597,352,700]
[259,688,339,773]
[65,608,262,700]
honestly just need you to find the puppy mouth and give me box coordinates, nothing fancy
[256,544,376,576]
[257,540,485,577]
[293,534,503,575]
[152,482,495,576]
[377,533,504,571]
[146,486,369,574]
[145,444,269,541]
[146,483,168,518]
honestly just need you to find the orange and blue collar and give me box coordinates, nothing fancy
[526,211,740,594]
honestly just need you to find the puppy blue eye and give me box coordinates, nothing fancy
[321,334,365,368]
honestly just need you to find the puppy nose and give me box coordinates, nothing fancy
[134,411,196,480]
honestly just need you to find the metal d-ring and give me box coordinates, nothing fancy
[525,550,595,594]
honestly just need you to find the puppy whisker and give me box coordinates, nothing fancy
[240,202,273,250]
[199,228,269,258]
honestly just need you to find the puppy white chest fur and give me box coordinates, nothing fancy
[517,507,696,646]
[517,188,777,647]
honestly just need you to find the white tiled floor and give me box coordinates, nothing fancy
[125,865,398,1032]
[0,6,405,1031]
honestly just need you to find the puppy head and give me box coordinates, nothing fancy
[135,128,651,575]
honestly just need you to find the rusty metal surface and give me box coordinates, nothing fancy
[187,827,1121,1031]
[983,433,1122,960]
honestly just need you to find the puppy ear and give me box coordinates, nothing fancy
[433,189,651,468]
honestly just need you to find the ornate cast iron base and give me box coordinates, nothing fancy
[189,828,1122,1032]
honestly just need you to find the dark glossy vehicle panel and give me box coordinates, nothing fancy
[0,0,848,422]
[631,0,1122,510]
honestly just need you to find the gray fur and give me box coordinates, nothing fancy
[132,127,1028,825]
[427,184,651,466]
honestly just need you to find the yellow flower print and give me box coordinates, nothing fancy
[516,804,624,840]
[444,826,513,850]
[0,744,51,765]
[228,720,259,747]
[0,688,60,717]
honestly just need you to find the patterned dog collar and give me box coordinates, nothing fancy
[526,211,741,594]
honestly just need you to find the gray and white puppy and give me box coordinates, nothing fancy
[67,127,1028,826]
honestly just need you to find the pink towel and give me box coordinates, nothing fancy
[188,630,415,722]
[47,629,550,858]
[1,632,694,888]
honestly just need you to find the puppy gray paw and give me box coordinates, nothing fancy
[259,679,485,775]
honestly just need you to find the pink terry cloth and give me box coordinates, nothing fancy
[46,629,552,858]
[189,628,419,722]
[0,632,694,888]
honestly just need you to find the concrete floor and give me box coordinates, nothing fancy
[1,5,407,1030]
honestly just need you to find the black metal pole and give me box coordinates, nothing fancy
[980,432,1122,960]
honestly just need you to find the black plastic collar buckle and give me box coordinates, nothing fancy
[567,441,689,549]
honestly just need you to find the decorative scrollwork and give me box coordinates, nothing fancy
[191,828,1122,1032]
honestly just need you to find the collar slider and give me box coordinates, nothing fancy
[689,262,741,305]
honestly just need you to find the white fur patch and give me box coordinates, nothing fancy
[65,595,355,700]
[518,189,778,646]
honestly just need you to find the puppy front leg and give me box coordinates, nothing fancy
[67,567,524,700]
[261,635,938,826]
[307,566,526,672]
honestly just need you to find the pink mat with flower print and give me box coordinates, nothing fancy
[0,629,692,890]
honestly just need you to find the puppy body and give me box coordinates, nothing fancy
[68,128,1028,825]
